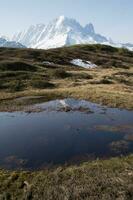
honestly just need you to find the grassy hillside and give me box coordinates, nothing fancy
[0,45,133,199]
[0,44,133,111]
[0,155,133,200]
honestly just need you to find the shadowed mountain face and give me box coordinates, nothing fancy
[12,16,133,50]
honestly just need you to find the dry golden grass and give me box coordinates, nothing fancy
[0,155,133,200]
[0,67,133,111]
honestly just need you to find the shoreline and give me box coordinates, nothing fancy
[0,155,133,199]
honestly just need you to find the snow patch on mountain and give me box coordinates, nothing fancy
[71,59,97,69]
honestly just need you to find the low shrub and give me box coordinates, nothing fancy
[31,80,55,89]
[70,73,93,80]
[0,61,37,72]
[48,69,70,79]
[9,80,25,92]
[0,79,25,91]
[100,78,114,84]
[91,78,114,85]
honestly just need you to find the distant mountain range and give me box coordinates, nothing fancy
[1,16,133,50]
[0,37,26,48]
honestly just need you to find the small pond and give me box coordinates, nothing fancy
[0,98,133,170]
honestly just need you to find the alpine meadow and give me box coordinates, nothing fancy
[0,1,133,199]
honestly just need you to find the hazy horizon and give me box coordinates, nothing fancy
[0,0,133,43]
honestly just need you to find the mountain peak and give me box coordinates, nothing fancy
[55,15,66,27]
[57,15,65,21]
[54,16,81,26]
[84,23,95,34]
[12,16,108,49]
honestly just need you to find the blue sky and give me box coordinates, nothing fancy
[1,0,133,43]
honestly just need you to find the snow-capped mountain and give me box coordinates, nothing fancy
[0,37,26,48]
[12,16,133,50]
[13,24,45,48]
[122,43,133,51]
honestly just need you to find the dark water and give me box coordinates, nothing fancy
[0,99,133,170]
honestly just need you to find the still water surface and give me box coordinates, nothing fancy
[0,99,133,169]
